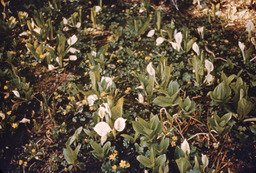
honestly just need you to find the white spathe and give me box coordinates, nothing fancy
[103,103,112,118]
[246,20,254,33]
[87,94,98,106]
[95,6,102,13]
[137,93,144,104]
[19,118,30,124]
[69,55,77,61]
[94,122,112,136]
[76,22,81,28]
[204,73,214,85]
[197,26,204,39]
[68,47,80,53]
[67,35,78,46]
[114,117,126,132]
[174,32,182,45]
[156,37,164,46]
[238,41,246,63]
[147,62,155,76]
[181,139,190,154]
[63,18,68,25]
[147,29,155,37]
[205,59,214,73]
[91,51,97,57]
[101,76,114,89]
[170,42,181,52]
[98,105,106,119]
[192,42,200,56]
[93,122,112,144]
[12,90,20,98]
[201,154,209,168]
[48,64,57,71]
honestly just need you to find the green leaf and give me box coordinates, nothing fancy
[237,98,254,120]
[121,134,135,143]
[153,96,172,107]
[111,97,124,120]
[137,155,154,168]
[167,81,180,96]
[186,37,197,52]
[175,157,192,173]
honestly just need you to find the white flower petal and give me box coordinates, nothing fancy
[19,118,30,124]
[87,94,98,107]
[181,139,190,154]
[192,42,200,56]
[67,35,78,46]
[170,42,181,52]
[0,112,5,120]
[69,55,77,61]
[98,105,106,119]
[101,76,114,89]
[147,29,155,37]
[68,47,80,54]
[63,26,69,31]
[91,51,97,57]
[204,73,214,85]
[114,117,126,132]
[95,6,102,13]
[48,64,57,71]
[205,60,214,73]
[34,27,41,34]
[146,62,155,76]
[12,90,20,98]
[246,20,254,32]
[63,18,68,25]
[94,122,112,137]
[76,22,81,28]
[137,93,144,103]
[103,103,111,118]
[101,135,107,145]
[156,37,164,46]
[201,154,209,168]
[174,32,182,45]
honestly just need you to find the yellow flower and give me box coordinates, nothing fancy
[155,85,160,89]
[145,56,150,61]
[64,167,68,172]
[68,84,72,88]
[66,105,71,109]
[187,81,191,85]
[171,141,176,147]
[39,54,44,58]
[31,149,36,153]
[4,85,8,90]
[149,53,152,56]
[112,165,117,170]
[11,123,18,129]
[59,129,62,132]
[172,136,177,141]
[63,110,67,115]
[126,163,130,168]
[88,1,92,4]
[84,72,88,75]
[23,161,27,166]
[109,154,116,161]
[21,61,25,65]
[89,84,93,87]
[119,160,126,168]
[19,160,23,165]
[89,106,93,111]
[100,92,106,97]
[120,46,123,50]
[104,52,108,56]
[117,60,123,63]
[114,150,118,154]
[134,53,137,56]
[85,60,90,63]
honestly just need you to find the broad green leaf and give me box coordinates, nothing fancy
[153,96,172,107]
[111,97,123,120]
[137,155,154,168]
[237,98,254,120]
[186,37,197,52]
[175,157,192,173]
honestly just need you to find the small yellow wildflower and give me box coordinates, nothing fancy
[117,60,123,63]
[66,105,71,109]
[131,71,135,74]
[112,165,117,170]
[126,163,130,168]
[134,53,137,56]
[187,81,191,85]
[59,129,62,132]
[26,50,30,54]
[84,138,89,143]
[145,56,150,61]
[172,136,177,141]
[89,106,93,111]
[109,154,116,161]
[114,150,118,154]
[84,72,88,75]
[62,122,66,125]
[19,160,23,165]
[119,46,123,50]
[85,60,90,63]
[119,160,126,168]
[140,54,143,56]
[23,161,27,166]
[171,141,176,147]
[89,84,93,87]
[68,84,72,88]
[63,110,67,115]
[7,111,12,115]
[137,69,140,72]
[54,92,57,95]
[19,50,22,53]
[155,85,160,89]
[12,123,18,129]
[104,52,108,56]
[31,149,36,153]
[149,53,152,56]
[4,85,8,90]
[86,15,90,18]
[101,92,106,97]
[204,68,207,72]
[21,61,25,65]
[122,10,125,12]
[64,167,68,172]
[88,1,92,4]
